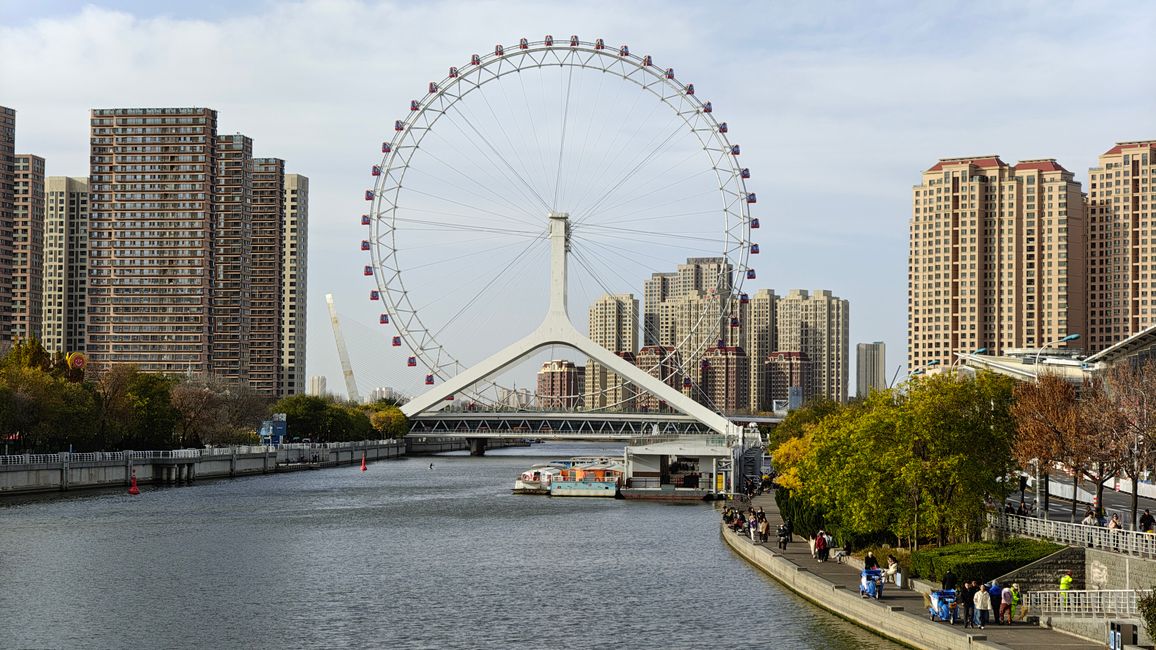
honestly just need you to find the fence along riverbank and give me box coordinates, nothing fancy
[0,439,471,495]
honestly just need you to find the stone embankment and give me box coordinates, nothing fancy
[0,437,486,495]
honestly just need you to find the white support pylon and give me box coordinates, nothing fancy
[401,212,741,438]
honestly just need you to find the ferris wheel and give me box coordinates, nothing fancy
[362,36,758,410]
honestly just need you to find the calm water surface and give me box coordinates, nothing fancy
[0,442,898,649]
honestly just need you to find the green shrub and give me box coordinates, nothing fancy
[1137,589,1156,640]
[909,538,1061,582]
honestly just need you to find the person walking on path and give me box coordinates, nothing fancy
[863,551,879,570]
[814,530,828,562]
[973,584,992,629]
[960,581,976,629]
[1140,508,1155,533]
[1000,584,1014,624]
[1059,570,1073,605]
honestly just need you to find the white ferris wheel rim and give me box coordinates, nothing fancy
[365,37,754,401]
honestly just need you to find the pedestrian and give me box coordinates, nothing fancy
[987,582,1003,624]
[1000,584,1013,624]
[1141,508,1155,533]
[863,551,879,570]
[777,523,790,550]
[1109,513,1122,530]
[814,530,827,563]
[1010,583,1023,622]
[942,568,958,592]
[960,581,976,629]
[1059,569,1073,605]
[973,583,992,629]
[1081,510,1098,526]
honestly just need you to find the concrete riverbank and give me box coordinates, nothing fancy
[723,494,1101,650]
[0,436,528,495]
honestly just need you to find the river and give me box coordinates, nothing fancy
[0,442,898,649]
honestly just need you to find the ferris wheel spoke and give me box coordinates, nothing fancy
[578,224,720,245]
[552,62,576,210]
[581,158,715,224]
[600,209,720,227]
[444,101,553,213]
[566,96,664,217]
[415,142,543,225]
[431,234,547,339]
[572,118,687,225]
[391,213,542,237]
[430,113,554,217]
[472,74,556,215]
[515,71,554,205]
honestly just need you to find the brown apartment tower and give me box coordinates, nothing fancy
[1086,141,1156,353]
[88,108,218,373]
[0,106,15,349]
[908,156,1086,369]
[249,158,285,395]
[211,134,253,382]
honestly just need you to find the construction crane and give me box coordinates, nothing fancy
[325,293,361,403]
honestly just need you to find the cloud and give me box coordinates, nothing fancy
[2,0,1153,397]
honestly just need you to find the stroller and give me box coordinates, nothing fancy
[859,568,883,599]
[928,589,958,624]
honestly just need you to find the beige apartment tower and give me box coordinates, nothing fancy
[1086,141,1156,353]
[87,108,218,373]
[585,293,639,410]
[41,176,89,353]
[0,106,15,348]
[744,288,777,411]
[12,154,44,342]
[280,173,309,397]
[856,341,886,398]
[777,289,848,402]
[908,156,1086,370]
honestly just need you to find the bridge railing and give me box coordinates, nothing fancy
[1025,589,1149,617]
[988,512,1156,557]
[0,453,65,466]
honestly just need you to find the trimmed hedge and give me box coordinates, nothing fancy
[909,538,1062,582]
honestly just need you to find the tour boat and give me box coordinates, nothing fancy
[513,464,564,495]
[548,459,625,498]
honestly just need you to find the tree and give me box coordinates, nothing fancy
[765,398,841,450]
[1093,359,1156,528]
[366,400,409,438]
[170,380,226,447]
[1011,374,1097,523]
[271,394,331,440]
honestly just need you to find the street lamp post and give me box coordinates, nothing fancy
[1033,333,1081,382]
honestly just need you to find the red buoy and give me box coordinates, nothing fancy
[360,453,367,472]
[128,472,140,496]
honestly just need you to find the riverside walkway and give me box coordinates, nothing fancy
[725,494,1100,650]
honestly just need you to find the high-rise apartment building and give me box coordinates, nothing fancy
[536,359,585,409]
[41,176,89,353]
[280,173,309,396]
[308,375,327,397]
[777,289,848,402]
[12,154,44,341]
[249,157,285,395]
[644,257,733,405]
[699,345,749,413]
[909,156,1086,369]
[856,341,886,398]
[211,134,252,383]
[767,350,812,408]
[634,345,683,412]
[1086,141,1156,352]
[586,293,639,410]
[87,107,218,373]
[744,288,778,411]
[0,106,15,349]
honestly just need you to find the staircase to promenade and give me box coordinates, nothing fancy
[724,494,1102,650]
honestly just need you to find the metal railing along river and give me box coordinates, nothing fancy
[988,512,1156,557]
[0,440,403,467]
[1025,589,1149,617]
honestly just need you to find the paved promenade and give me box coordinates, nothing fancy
[728,494,1100,650]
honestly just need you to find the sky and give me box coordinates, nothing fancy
[2,0,1154,401]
